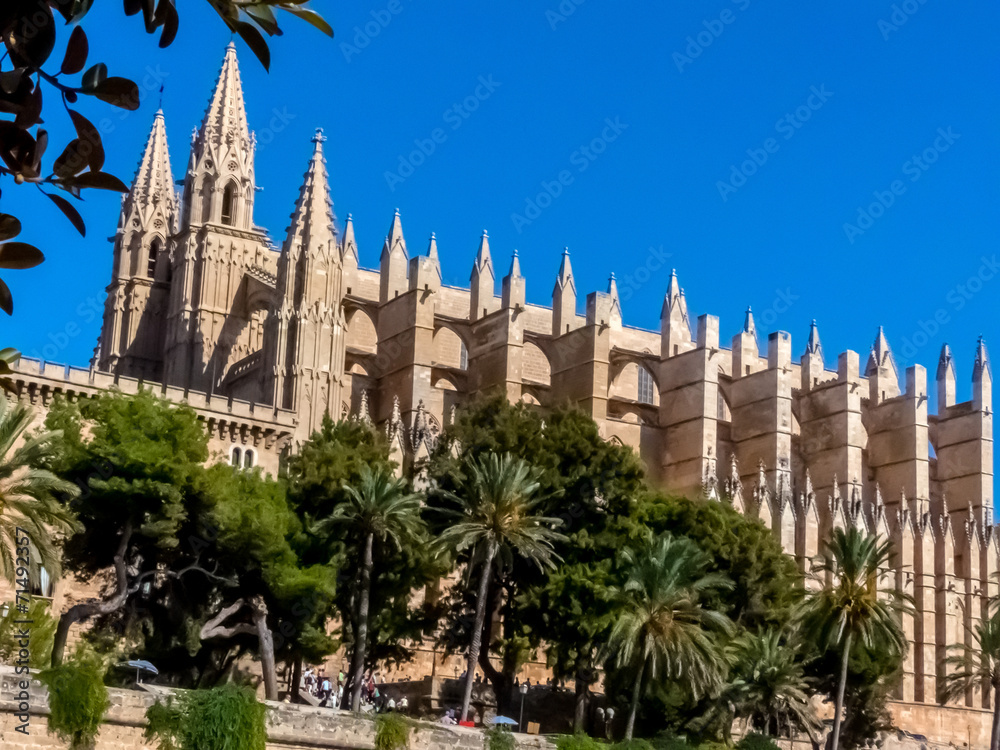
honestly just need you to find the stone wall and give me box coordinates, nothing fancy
[0,668,551,750]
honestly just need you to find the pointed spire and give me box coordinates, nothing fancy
[427,232,439,261]
[356,390,371,424]
[283,130,337,254]
[383,208,407,259]
[937,343,955,379]
[380,209,408,301]
[129,110,177,215]
[509,248,521,278]
[866,326,897,376]
[197,43,250,151]
[555,247,575,293]
[974,335,992,382]
[806,320,822,356]
[608,272,619,301]
[341,213,358,266]
[661,269,690,326]
[742,306,756,336]
[473,230,493,275]
[502,249,525,310]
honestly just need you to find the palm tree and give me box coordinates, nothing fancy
[0,399,79,584]
[313,464,424,712]
[607,534,733,741]
[436,452,565,723]
[799,528,909,750]
[725,629,821,741]
[940,611,1000,750]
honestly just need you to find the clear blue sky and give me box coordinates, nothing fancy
[5,0,999,412]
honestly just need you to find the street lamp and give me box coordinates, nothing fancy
[519,682,528,732]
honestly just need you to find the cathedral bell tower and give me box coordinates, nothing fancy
[262,130,346,435]
[163,42,276,395]
[95,109,178,380]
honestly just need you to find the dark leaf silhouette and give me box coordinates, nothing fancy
[0,242,44,270]
[61,27,89,75]
[44,193,86,237]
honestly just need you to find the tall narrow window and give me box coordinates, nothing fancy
[231,447,242,467]
[244,449,255,469]
[221,183,236,225]
[459,341,468,370]
[146,239,160,278]
[200,179,213,223]
[638,366,654,404]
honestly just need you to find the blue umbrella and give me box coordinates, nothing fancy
[116,659,158,684]
[491,716,518,726]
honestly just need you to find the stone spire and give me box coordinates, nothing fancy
[743,306,756,337]
[341,213,359,271]
[973,335,992,411]
[265,131,345,422]
[661,269,692,358]
[197,41,250,152]
[866,326,900,403]
[380,208,409,302]
[937,343,956,412]
[127,110,177,223]
[95,109,178,379]
[283,129,337,257]
[608,273,623,325]
[409,231,441,292]
[470,230,497,321]
[801,319,824,391]
[502,249,525,310]
[806,319,822,357]
[552,247,577,336]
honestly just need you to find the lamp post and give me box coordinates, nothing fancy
[519,682,528,732]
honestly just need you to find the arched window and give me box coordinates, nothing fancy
[231,447,242,467]
[244,449,255,469]
[221,183,236,225]
[147,239,160,279]
[459,341,468,371]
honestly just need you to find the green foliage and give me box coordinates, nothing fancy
[374,712,411,750]
[144,683,266,750]
[484,726,517,750]
[613,740,655,750]
[289,417,435,668]
[429,396,645,712]
[735,733,779,750]
[557,733,606,750]
[0,397,79,583]
[39,652,110,750]
[800,529,910,749]
[0,596,57,667]
[608,534,733,741]
[632,494,801,630]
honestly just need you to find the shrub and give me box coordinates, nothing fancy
[557,734,605,750]
[39,655,110,750]
[736,733,779,750]
[614,740,655,750]
[375,713,411,750]
[485,725,517,750]
[144,683,266,750]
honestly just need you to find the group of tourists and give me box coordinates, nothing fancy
[301,666,408,713]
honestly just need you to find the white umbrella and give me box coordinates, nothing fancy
[491,716,518,726]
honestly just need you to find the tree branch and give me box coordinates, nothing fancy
[51,521,134,666]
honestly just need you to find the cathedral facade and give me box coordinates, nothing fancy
[6,44,996,742]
